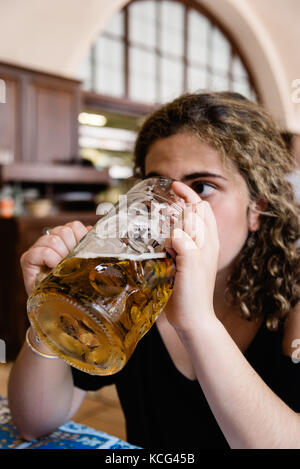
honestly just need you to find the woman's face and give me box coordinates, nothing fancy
[144,132,261,274]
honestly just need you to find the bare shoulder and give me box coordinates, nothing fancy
[282,301,300,357]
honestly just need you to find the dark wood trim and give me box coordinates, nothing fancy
[1,163,110,184]
[83,91,156,116]
[67,84,81,162]
[0,61,81,86]
[20,73,31,163]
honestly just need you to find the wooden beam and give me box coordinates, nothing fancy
[1,163,110,184]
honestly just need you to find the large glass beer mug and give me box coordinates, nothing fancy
[27,177,183,375]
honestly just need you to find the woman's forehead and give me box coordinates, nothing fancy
[145,133,236,179]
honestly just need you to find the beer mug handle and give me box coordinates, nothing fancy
[34,266,52,287]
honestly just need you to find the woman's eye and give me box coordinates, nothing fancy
[191,182,216,197]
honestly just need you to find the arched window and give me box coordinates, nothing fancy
[78,0,257,105]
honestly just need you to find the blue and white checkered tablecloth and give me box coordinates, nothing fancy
[0,396,139,449]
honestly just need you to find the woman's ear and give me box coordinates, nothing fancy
[248,198,268,232]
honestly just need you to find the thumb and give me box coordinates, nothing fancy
[172,181,201,204]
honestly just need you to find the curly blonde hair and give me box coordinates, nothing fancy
[133,91,300,330]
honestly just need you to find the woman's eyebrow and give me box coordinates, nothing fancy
[145,171,163,178]
[145,171,228,181]
[183,172,228,181]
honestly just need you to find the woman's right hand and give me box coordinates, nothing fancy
[20,221,92,296]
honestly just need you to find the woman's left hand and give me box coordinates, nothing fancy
[164,181,220,333]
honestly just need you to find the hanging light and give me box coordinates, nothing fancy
[78,112,107,127]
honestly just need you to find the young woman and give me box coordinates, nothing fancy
[8,91,300,449]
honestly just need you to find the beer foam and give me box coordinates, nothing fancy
[77,251,167,261]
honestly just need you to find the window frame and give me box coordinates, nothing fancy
[82,0,259,115]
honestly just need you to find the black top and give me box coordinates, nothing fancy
[71,321,300,449]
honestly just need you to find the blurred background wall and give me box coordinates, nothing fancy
[0,0,298,131]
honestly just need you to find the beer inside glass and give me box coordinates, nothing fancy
[27,177,183,375]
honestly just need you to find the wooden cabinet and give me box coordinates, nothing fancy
[0,62,80,167]
[0,71,21,163]
[0,213,99,361]
[26,75,80,164]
